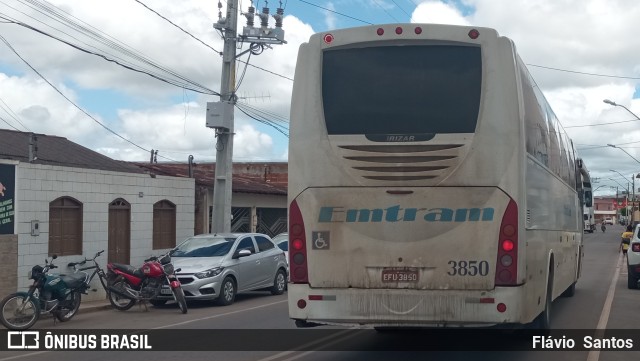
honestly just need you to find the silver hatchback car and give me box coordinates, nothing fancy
[154,233,288,306]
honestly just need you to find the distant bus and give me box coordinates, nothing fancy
[581,167,595,233]
[287,24,584,329]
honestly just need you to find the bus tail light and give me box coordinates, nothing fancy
[495,199,518,286]
[290,200,309,284]
[632,243,640,253]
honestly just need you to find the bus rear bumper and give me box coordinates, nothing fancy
[288,284,531,327]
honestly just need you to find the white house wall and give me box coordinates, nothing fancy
[13,162,195,299]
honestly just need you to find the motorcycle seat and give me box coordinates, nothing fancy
[111,263,145,278]
[60,273,86,288]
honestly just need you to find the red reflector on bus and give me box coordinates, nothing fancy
[395,27,403,35]
[309,295,323,301]
[468,29,480,39]
[323,34,334,44]
[415,27,422,34]
[479,298,495,304]
[497,303,507,313]
[502,240,514,252]
[377,28,384,36]
[297,299,307,309]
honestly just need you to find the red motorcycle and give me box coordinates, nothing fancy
[106,253,187,314]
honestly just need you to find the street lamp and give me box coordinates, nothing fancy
[603,99,640,120]
[607,144,640,165]
[611,170,631,223]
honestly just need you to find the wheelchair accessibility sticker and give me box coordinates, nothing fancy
[312,231,330,250]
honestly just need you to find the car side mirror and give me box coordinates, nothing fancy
[233,249,252,259]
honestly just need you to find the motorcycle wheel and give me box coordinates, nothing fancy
[172,287,188,314]
[108,280,136,311]
[0,293,39,330]
[55,290,81,322]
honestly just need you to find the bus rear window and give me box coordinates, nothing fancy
[322,45,482,135]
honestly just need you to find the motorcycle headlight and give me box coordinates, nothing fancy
[163,263,175,275]
[195,267,223,279]
[29,265,44,280]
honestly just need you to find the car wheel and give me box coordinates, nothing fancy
[216,277,236,306]
[270,269,287,295]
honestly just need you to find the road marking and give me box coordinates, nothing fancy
[151,299,288,329]
[256,328,364,361]
[0,352,49,361]
[586,252,623,361]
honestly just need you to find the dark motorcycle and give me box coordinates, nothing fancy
[0,255,83,330]
[106,253,187,314]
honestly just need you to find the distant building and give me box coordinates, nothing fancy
[133,162,288,237]
[594,196,624,225]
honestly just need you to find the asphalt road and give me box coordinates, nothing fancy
[2,225,639,361]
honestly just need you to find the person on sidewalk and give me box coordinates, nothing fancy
[621,225,633,254]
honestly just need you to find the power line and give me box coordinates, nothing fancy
[0,34,178,162]
[0,96,31,131]
[528,63,640,80]
[296,0,373,25]
[133,0,222,55]
[372,0,400,22]
[565,117,639,128]
[2,0,219,95]
[0,115,22,131]
[390,0,412,19]
[132,0,293,81]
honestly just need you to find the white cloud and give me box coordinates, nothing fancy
[411,1,470,25]
[2,0,640,189]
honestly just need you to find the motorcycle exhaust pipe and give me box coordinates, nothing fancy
[107,286,136,300]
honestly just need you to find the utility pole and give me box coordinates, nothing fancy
[206,0,286,233]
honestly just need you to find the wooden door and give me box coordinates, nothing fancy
[108,198,131,264]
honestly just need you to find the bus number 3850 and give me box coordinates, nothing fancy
[447,260,490,276]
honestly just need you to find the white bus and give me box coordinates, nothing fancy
[581,172,595,233]
[287,24,584,329]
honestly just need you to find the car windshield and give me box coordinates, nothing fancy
[172,237,236,257]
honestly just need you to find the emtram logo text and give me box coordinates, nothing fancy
[318,205,495,223]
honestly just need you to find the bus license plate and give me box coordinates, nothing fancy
[382,268,419,282]
[160,287,172,295]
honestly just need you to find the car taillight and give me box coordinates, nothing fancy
[632,243,640,253]
[289,200,308,284]
[495,199,518,286]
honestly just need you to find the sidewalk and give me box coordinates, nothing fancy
[79,299,112,314]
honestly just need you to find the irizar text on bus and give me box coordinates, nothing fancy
[318,205,495,223]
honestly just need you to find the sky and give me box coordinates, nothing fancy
[1,0,640,196]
